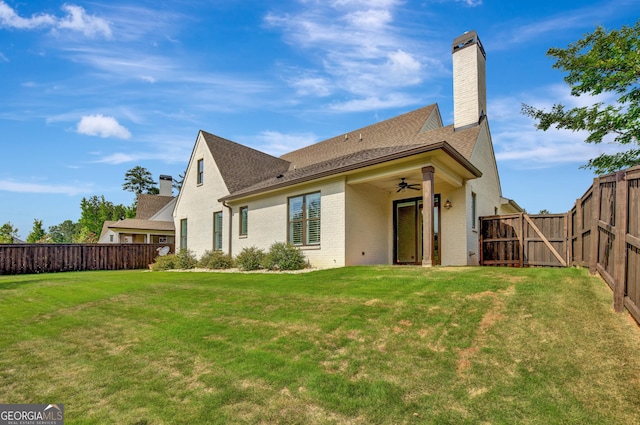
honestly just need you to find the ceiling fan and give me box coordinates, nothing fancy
[397,178,421,192]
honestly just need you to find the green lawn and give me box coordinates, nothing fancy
[1,266,639,424]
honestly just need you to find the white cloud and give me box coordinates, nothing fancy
[291,75,332,96]
[56,4,112,38]
[329,93,420,112]
[490,85,626,169]
[0,179,92,196]
[0,1,55,29]
[76,115,131,139]
[0,2,111,38]
[252,130,318,156]
[265,0,435,110]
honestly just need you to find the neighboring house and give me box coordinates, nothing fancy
[173,31,521,268]
[99,175,176,244]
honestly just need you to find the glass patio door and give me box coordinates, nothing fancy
[394,195,440,265]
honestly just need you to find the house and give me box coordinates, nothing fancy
[173,31,521,268]
[99,175,176,244]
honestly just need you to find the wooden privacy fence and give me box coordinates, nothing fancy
[0,243,174,275]
[479,213,568,268]
[570,166,640,321]
[480,165,640,324]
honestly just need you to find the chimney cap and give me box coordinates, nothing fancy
[159,175,172,181]
[452,30,485,58]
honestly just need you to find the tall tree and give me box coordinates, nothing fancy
[123,166,157,195]
[77,196,135,242]
[48,220,80,243]
[26,219,47,243]
[172,171,185,193]
[522,19,640,174]
[0,222,19,244]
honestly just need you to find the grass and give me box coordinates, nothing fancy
[1,266,640,424]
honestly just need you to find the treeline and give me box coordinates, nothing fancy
[1,167,184,244]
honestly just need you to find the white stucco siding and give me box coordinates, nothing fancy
[345,183,389,266]
[228,177,346,269]
[173,133,230,258]
[438,183,468,266]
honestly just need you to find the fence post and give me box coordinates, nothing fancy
[519,212,524,268]
[575,200,582,266]
[613,171,628,312]
[589,177,600,275]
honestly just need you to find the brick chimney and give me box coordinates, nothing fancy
[159,175,173,196]
[452,30,486,130]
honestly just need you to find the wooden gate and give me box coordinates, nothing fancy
[480,213,568,267]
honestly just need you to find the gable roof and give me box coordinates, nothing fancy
[201,131,291,194]
[204,103,484,202]
[281,104,442,169]
[136,194,175,220]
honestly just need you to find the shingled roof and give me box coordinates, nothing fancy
[207,103,483,202]
[136,194,175,220]
[107,219,175,232]
[201,131,291,194]
[281,104,443,169]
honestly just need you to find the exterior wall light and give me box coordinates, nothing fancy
[444,199,453,209]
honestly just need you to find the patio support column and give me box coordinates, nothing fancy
[422,166,435,267]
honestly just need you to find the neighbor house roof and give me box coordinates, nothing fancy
[107,219,175,232]
[136,194,175,220]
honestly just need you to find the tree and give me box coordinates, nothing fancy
[522,19,640,174]
[77,195,135,242]
[123,166,157,195]
[26,219,47,243]
[48,220,80,243]
[172,171,185,193]
[0,222,19,244]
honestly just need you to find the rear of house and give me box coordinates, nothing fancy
[173,31,521,268]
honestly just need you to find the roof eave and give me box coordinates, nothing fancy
[220,141,481,202]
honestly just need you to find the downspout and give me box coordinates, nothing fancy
[223,201,233,256]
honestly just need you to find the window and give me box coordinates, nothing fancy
[471,192,477,229]
[288,192,320,246]
[239,206,248,237]
[213,211,223,251]
[197,159,204,185]
[180,219,187,249]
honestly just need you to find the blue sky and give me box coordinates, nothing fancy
[1,0,638,238]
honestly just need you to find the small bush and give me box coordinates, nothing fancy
[264,242,307,270]
[198,250,234,269]
[150,254,177,271]
[235,246,266,271]
[175,248,198,269]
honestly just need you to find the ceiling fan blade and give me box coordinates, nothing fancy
[397,187,403,193]
[409,186,420,190]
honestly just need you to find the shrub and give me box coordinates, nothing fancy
[198,250,234,269]
[150,254,177,271]
[264,242,307,271]
[235,246,266,271]
[175,248,198,269]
